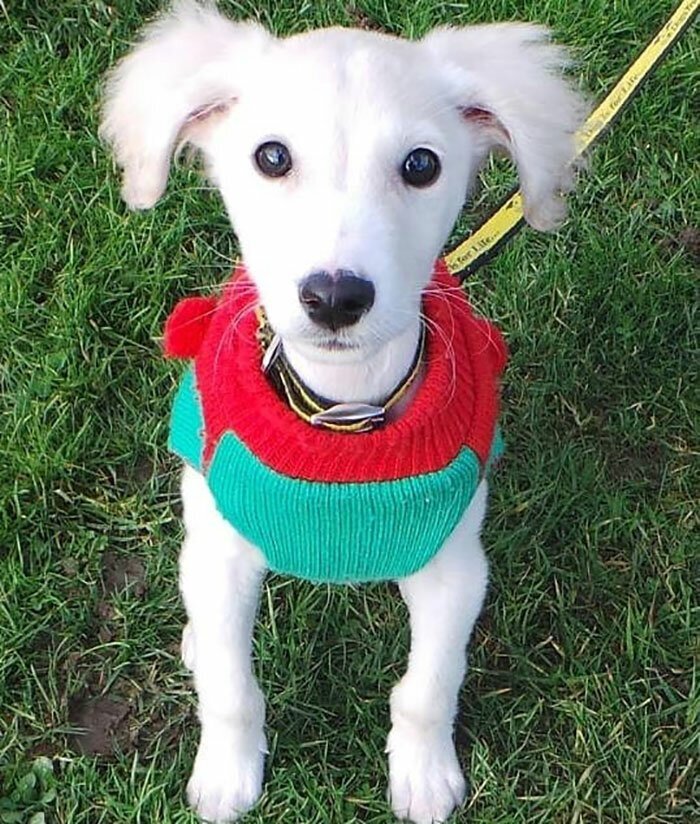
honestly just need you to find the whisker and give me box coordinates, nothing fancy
[388,302,458,405]
[213,299,259,375]
[419,311,458,405]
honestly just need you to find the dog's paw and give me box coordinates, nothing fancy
[181,622,196,671]
[386,726,466,824]
[187,730,266,823]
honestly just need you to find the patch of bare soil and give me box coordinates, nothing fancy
[68,694,132,757]
[606,441,667,486]
[64,551,149,757]
[659,226,700,262]
[346,5,388,32]
[101,551,147,599]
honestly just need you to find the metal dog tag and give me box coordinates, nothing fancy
[310,403,385,428]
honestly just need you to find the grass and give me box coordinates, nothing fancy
[0,0,697,822]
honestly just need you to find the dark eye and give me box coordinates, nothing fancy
[401,148,441,188]
[254,141,292,178]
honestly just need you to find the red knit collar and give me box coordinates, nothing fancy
[164,259,507,483]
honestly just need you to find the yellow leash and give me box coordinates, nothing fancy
[444,0,699,280]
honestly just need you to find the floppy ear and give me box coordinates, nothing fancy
[100,1,272,209]
[422,24,587,231]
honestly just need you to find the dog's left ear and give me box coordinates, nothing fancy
[422,24,588,231]
[100,1,273,210]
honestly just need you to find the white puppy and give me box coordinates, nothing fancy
[101,2,585,822]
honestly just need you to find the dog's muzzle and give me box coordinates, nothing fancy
[298,270,375,331]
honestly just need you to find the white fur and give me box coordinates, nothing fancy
[101,3,585,821]
[387,481,489,823]
[179,466,268,821]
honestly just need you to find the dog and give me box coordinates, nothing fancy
[100,2,586,821]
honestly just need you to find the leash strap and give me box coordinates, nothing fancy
[444,0,699,281]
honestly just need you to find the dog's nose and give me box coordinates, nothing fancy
[299,270,375,331]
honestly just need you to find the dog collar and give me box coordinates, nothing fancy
[257,309,426,433]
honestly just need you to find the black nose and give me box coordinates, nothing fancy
[299,270,375,331]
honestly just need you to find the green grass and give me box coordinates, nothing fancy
[1,1,697,822]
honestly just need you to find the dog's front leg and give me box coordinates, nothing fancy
[388,482,489,824]
[179,466,268,823]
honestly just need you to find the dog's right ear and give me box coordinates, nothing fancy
[100,1,272,209]
[422,24,587,231]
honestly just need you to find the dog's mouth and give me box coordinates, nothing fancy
[314,337,362,352]
[292,325,365,353]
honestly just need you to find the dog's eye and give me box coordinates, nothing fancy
[254,141,293,178]
[401,148,441,188]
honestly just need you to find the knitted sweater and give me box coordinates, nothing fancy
[165,259,507,584]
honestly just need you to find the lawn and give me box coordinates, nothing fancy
[0,1,697,822]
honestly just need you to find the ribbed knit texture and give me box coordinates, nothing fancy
[169,369,204,472]
[165,258,508,583]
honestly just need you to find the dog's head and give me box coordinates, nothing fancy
[101,1,585,362]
